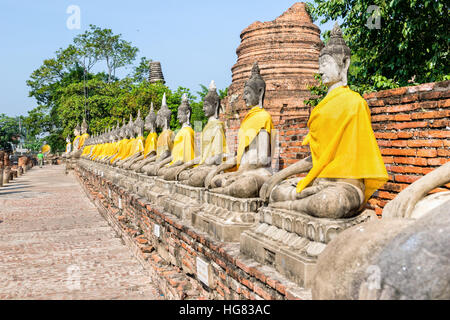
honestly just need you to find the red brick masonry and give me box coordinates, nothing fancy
[76,168,312,300]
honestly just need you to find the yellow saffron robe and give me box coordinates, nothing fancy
[41,145,51,155]
[236,106,274,169]
[79,133,89,149]
[156,130,175,158]
[122,136,145,160]
[170,127,195,165]
[199,119,228,165]
[72,135,81,150]
[81,145,92,157]
[144,132,158,159]
[297,86,389,203]
[110,139,129,163]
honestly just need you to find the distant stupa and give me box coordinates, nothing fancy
[149,61,165,84]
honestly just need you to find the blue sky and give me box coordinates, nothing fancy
[0,1,335,117]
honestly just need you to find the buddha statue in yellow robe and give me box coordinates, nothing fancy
[118,111,146,169]
[205,62,274,199]
[67,118,90,159]
[158,94,196,180]
[176,81,228,187]
[141,93,175,176]
[64,136,72,155]
[260,23,389,219]
[100,122,121,164]
[110,119,131,165]
[128,103,158,171]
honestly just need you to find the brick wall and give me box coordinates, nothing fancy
[274,81,450,215]
[76,167,311,300]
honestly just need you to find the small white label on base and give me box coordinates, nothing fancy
[196,257,210,287]
[154,224,160,238]
[118,197,122,209]
[108,189,111,198]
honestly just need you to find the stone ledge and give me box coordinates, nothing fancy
[74,163,312,300]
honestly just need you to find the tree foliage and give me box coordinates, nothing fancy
[306,0,449,97]
[22,24,229,152]
[0,114,21,152]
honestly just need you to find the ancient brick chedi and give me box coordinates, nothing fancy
[222,2,322,132]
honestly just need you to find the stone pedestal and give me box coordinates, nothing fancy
[240,207,375,288]
[0,168,3,187]
[192,193,263,242]
[162,183,205,222]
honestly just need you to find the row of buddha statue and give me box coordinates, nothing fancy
[66,23,389,220]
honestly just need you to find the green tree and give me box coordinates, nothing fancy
[306,0,450,94]
[0,114,20,152]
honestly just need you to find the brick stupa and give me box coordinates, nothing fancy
[222,2,322,141]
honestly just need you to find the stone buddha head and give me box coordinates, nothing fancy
[81,117,88,135]
[145,102,157,133]
[203,80,221,119]
[125,114,134,138]
[243,62,266,108]
[177,93,192,126]
[319,22,351,88]
[66,135,71,144]
[156,93,172,131]
[119,118,127,139]
[134,109,145,137]
[74,123,81,137]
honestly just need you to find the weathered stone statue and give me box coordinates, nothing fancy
[175,80,228,187]
[68,118,90,159]
[64,136,72,155]
[206,62,274,198]
[100,122,121,164]
[141,93,175,175]
[158,93,195,180]
[240,23,388,288]
[110,118,131,166]
[126,103,158,171]
[259,23,388,219]
[312,162,450,300]
[117,111,145,168]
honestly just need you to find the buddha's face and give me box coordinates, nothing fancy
[145,117,156,131]
[177,109,189,125]
[243,86,259,107]
[74,128,80,136]
[319,54,344,86]
[203,101,216,118]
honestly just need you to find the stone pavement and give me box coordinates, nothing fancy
[0,165,160,300]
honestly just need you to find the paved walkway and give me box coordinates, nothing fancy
[0,165,160,300]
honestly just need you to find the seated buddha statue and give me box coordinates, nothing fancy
[89,132,104,161]
[259,23,389,219]
[110,118,132,166]
[81,134,93,159]
[93,129,110,162]
[64,135,72,156]
[124,105,158,170]
[158,93,195,180]
[141,93,175,176]
[175,80,228,187]
[100,122,121,164]
[205,62,274,199]
[128,103,159,172]
[67,118,90,159]
[117,111,145,168]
